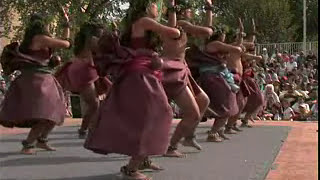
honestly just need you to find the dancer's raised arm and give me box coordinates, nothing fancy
[167,0,177,27]
[248,18,256,43]
[204,0,213,27]
[33,6,71,49]
[234,18,244,46]
[176,0,213,38]
[206,41,242,55]
[136,17,181,39]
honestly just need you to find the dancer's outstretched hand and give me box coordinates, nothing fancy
[252,18,256,34]
[168,0,175,5]
[238,18,244,33]
[206,0,213,5]
[61,6,69,22]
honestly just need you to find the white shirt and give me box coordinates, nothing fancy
[286,61,298,72]
[264,92,280,108]
[262,53,269,63]
[292,103,310,113]
[278,67,286,76]
[311,103,318,113]
[283,107,294,120]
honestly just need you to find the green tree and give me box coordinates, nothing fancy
[289,0,318,41]
[0,0,127,40]
[0,0,317,45]
[0,0,128,59]
[212,0,296,43]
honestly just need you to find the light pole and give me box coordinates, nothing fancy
[303,0,307,53]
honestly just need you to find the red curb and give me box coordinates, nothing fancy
[262,121,318,180]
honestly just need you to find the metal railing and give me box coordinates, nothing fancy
[256,41,318,57]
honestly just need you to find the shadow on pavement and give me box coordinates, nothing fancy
[50,131,78,135]
[1,156,130,167]
[43,173,122,180]
[0,152,22,158]
[0,136,80,143]
[51,142,84,148]
[2,173,120,180]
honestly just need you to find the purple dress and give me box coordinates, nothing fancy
[55,59,112,96]
[84,38,173,156]
[162,59,202,99]
[242,76,264,115]
[196,53,239,119]
[0,49,65,128]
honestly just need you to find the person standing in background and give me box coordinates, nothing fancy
[0,78,6,106]
[261,48,269,68]
[297,51,306,67]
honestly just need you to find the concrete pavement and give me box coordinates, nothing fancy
[0,120,317,180]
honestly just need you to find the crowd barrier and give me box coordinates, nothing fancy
[256,41,318,58]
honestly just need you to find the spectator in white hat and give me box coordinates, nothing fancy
[262,48,269,66]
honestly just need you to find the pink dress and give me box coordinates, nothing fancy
[0,49,65,128]
[84,38,173,156]
[55,59,112,95]
[242,69,265,115]
[198,58,239,118]
[162,59,202,99]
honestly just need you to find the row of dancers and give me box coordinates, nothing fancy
[0,0,264,179]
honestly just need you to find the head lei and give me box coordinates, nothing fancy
[213,24,228,36]
[225,27,238,43]
[176,0,193,11]
[175,0,193,18]
[207,23,229,42]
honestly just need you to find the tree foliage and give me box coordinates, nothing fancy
[0,0,127,40]
[0,0,318,44]
[212,0,297,43]
[289,0,318,41]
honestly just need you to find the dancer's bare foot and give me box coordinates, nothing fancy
[163,146,186,158]
[36,142,56,151]
[207,132,223,142]
[232,125,243,132]
[121,166,152,180]
[240,123,253,128]
[225,128,237,134]
[254,116,261,121]
[78,129,87,139]
[182,137,202,150]
[20,148,36,155]
[139,159,164,171]
[217,130,230,140]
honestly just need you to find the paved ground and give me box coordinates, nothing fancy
[0,119,317,180]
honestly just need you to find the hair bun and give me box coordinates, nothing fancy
[30,13,44,22]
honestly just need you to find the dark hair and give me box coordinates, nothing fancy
[207,24,228,43]
[225,28,237,44]
[287,72,295,78]
[19,13,50,53]
[121,0,160,47]
[314,64,318,69]
[176,0,193,16]
[73,22,105,56]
